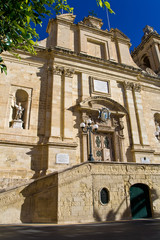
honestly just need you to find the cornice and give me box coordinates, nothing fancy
[51,47,160,83]
[51,46,142,75]
[2,49,47,67]
[47,141,78,148]
[3,45,160,83]
[0,140,38,147]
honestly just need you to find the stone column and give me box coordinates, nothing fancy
[63,68,75,139]
[124,82,140,146]
[50,66,63,138]
[133,84,149,146]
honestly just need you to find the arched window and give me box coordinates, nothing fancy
[141,55,151,70]
[143,56,151,68]
[100,188,109,205]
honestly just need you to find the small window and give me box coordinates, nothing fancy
[100,188,109,205]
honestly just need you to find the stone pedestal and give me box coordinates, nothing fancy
[11,120,23,129]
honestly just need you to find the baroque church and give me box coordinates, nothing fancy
[0,14,160,224]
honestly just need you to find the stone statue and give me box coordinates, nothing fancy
[14,102,24,120]
[155,121,160,140]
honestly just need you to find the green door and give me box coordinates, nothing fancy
[130,184,152,219]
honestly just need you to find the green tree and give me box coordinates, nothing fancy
[96,0,114,13]
[0,0,114,74]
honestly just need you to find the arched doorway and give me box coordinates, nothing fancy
[78,96,128,162]
[130,184,152,219]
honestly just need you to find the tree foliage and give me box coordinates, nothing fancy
[96,0,114,14]
[0,0,114,74]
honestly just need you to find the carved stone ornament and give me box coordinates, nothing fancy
[98,108,111,122]
[64,68,75,78]
[134,83,141,92]
[53,66,64,75]
[113,118,124,137]
[145,68,158,77]
[124,81,134,91]
[82,16,103,29]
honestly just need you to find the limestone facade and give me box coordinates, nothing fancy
[0,162,160,224]
[0,14,160,223]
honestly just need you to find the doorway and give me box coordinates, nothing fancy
[92,133,114,161]
[130,184,152,219]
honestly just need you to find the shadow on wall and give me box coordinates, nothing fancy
[20,173,58,223]
[25,60,52,179]
[93,188,160,222]
[93,196,131,222]
[26,144,48,179]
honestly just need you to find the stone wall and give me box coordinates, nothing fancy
[1,162,160,224]
[57,162,160,223]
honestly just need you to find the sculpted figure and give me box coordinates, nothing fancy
[155,121,160,140]
[14,102,24,120]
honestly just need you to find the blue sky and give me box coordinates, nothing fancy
[37,0,160,51]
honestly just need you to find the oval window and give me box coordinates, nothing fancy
[100,188,109,205]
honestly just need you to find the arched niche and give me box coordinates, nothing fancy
[8,86,32,129]
[15,89,28,129]
[76,96,128,163]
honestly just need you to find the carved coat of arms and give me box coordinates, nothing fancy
[98,108,110,122]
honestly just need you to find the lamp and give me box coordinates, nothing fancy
[80,119,98,162]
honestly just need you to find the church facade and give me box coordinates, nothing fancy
[0,14,160,224]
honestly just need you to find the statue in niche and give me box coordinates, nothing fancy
[11,102,24,129]
[14,102,24,120]
[155,121,160,140]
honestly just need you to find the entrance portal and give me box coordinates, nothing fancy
[92,133,114,161]
[130,184,152,219]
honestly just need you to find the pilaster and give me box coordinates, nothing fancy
[63,68,75,139]
[133,83,149,146]
[50,66,63,138]
[124,81,140,146]
[81,73,89,101]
